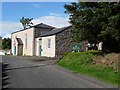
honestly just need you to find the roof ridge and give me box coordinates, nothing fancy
[34,23,56,29]
[39,25,72,37]
[52,25,71,30]
[12,23,56,34]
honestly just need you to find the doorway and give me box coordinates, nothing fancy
[14,46,16,55]
[18,45,23,55]
[39,39,42,56]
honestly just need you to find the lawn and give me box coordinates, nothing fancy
[58,51,119,85]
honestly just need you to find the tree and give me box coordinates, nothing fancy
[64,2,120,52]
[2,38,11,50]
[20,17,33,29]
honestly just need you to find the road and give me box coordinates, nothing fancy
[2,55,117,88]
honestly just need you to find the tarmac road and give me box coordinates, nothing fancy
[2,55,117,88]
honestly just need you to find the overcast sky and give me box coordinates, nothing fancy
[1,2,74,38]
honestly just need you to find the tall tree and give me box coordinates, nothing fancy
[64,2,120,52]
[2,38,11,50]
[20,17,33,29]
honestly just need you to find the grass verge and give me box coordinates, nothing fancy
[58,50,119,85]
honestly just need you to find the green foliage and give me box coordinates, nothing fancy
[2,38,11,50]
[64,2,120,52]
[58,51,118,85]
[20,17,33,29]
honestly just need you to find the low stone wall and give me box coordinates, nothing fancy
[92,53,119,72]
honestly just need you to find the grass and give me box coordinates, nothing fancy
[58,50,119,85]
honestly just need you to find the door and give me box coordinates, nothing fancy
[14,46,16,55]
[39,45,42,56]
[18,45,23,55]
[39,39,42,56]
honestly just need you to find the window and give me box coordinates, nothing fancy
[48,38,51,48]
[25,34,27,49]
[39,39,42,45]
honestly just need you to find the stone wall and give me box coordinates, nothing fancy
[92,53,119,72]
[55,27,73,56]
[35,28,52,38]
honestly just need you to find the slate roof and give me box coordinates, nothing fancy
[12,23,56,34]
[16,38,23,45]
[40,26,72,37]
[34,23,55,29]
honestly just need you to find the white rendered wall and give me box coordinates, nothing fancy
[11,27,34,56]
[36,35,55,57]
[42,35,55,57]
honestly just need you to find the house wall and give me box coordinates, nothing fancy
[36,35,55,57]
[33,28,53,55]
[11,27,34,56]
[42,35,55,57]
[55,27,73,56]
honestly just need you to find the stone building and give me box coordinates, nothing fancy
[36,26,73,57]
[11,23,55,56]
[12,23,74,57]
